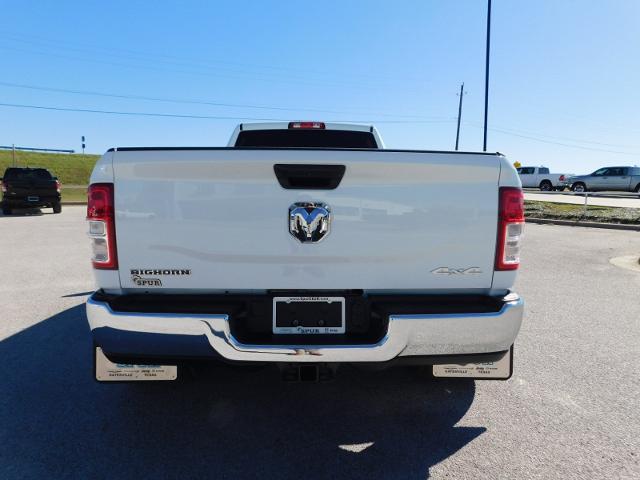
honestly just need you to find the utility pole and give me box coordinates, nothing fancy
[455,83,465,150]
[483,0,492,152]
[12,144,16,167]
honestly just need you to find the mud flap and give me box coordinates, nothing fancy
[432,346,513,380]
[94,347,178,382]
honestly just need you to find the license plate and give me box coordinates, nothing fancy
[95,347,177,381]
[27,196,39,202]
[432,347,513,380]
[273,296,345,334]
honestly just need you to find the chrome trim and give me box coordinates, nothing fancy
[86,294,524,362]
[272,296,346,334]
[288,202,331,243]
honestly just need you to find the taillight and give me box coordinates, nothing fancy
[87,183,117,269]
[495,187,524,271]
[288,121,325,129]
[559,175,565,181]
[1,182,6,193]
[55,180,61,192]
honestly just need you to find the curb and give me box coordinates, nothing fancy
[526,217,640,231]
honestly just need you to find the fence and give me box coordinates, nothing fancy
[0,145,75,154]
[525,189,640,215]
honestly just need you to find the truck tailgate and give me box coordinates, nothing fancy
[9,181,56,197]
[112,149,501,291]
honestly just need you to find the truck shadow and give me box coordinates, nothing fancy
[0,207,46,217]
[0,305,484,479]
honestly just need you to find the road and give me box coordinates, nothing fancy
[524,190,640,208]
[1,206,639,479]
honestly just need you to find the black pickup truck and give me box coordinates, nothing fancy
[1,167,62,215]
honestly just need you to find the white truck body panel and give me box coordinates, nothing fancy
[104,149,506,293]
[86,124,524,371]
[517,166,572,189]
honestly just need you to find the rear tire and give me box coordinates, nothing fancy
[555,186,565,192]
[571,182,586,193]
[2,207,11,215]
[52,202,62,214]
[539,180,553,191]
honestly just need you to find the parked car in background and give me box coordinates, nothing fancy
[0,167,62,215]
[565,166,640,192]
[516,166,573,191]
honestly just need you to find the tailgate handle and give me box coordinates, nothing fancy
[274,164,346,190]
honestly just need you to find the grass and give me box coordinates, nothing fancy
[525,200,640,224]
[61,186,88,203]
[0,150,99,185]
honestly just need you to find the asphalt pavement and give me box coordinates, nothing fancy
[1,206,639,479]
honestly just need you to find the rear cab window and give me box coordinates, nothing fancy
[3,168,53,181]
[234,130,379,148]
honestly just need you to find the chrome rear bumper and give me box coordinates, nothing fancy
[87,293,523,363]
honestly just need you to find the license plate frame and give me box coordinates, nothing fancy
[272,296,346,334]
[432,347,513,380]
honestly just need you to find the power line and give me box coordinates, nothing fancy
[465,123,640,155]
[3,99,633,155]
[0,29,426,85]
[0,101,457,124]
[465,121,639,149]
[0,34,425,93]
[0,80,452,120]
[0,44,374,91]
[0,102,284,121]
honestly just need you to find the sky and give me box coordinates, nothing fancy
[1,0,639,174]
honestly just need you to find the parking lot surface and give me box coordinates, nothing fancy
[1,206,639,479]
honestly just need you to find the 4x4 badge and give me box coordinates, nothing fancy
[431,267,483,276]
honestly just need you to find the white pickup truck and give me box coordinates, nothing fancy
[516,166,572,191]
[86,122,524,382]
